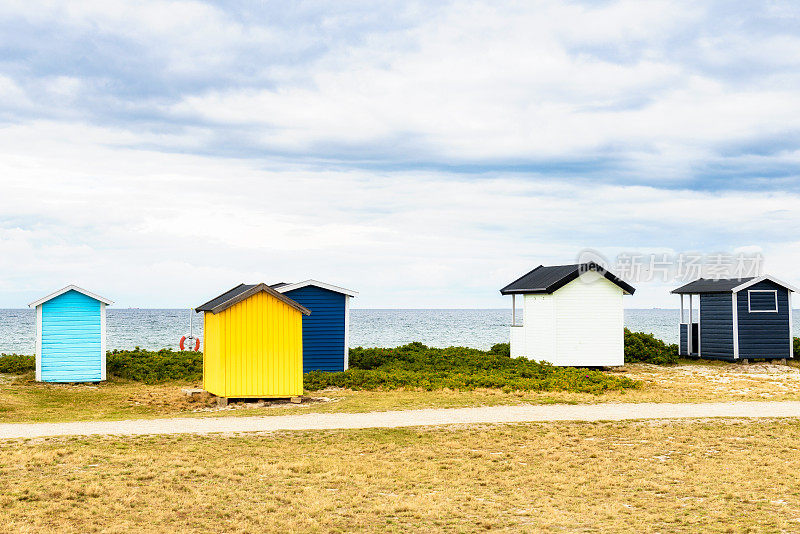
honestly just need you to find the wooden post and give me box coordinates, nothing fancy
[680,294,684,323]
[688,294,693,354]
[512,294,516,326]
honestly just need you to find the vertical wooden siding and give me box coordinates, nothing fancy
[282,286,346,372]
[202,291,303,397]
[699,293,734,359]
[203,311,223,395]
[736,281,791,359]
[679,324,688,356]
[552,276,624,366]
[39,290,103,382]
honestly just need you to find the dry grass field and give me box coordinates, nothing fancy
[2,419,800,532]
[3,361,800,532]
[2,359,800,423]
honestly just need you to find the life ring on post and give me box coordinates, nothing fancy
[180,336,200,351]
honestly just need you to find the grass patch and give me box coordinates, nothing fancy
[0,379,214,423]
[2,359,800,423]
[306,342,640,393]
[624,329,679,365]
[0,343,643,394]
[2,420,800,532]
[0,330,681,391]
[106,348,202,383]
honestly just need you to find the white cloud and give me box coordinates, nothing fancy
[1,1,800,309]
[148,1,800,178]
[0,75,32,109]
[1,120,800,308]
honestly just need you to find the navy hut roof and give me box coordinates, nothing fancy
[670,278,754,294]
[500,263,635,295]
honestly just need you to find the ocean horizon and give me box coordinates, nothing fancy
[0,307,751,355]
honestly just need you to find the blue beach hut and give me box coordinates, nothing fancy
[273,280,358,372]
[671,275,797,362]
[29,285,113,382]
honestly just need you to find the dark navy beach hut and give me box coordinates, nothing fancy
[671,275,797,362]
[273,280,357,372]
[28,285,113,382]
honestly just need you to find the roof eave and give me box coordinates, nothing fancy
[731,275,800,294]
[498,265,545,295]
[274,279,358,297]
[499,288,549,295]
[29,285,114,308]
[598,271,636,295]
[500,264,635,295]
[670,288,732,294]
[203,283,312,316]
[194,283,247,313]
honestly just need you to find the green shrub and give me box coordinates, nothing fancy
[794,337,799,358]
[0,354,35,374]
[488,342,510,356]
[106,348,202,384]
[307,343,640,393]
[0,350,203,382]
[624,329,679,365]
[1,328,675,391]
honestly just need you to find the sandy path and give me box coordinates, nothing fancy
[1,401,799,439]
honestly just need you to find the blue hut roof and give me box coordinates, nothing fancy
[273,280,358,297]
[29,285,113,308]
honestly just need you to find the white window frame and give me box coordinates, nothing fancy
[747,289,778,313]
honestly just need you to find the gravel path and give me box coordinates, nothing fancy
[2,401,800,439]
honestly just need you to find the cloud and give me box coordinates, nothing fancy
[1,1,800,308]
[0,1,798,182]
[1,119,800,308]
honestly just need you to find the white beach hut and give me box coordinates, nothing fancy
[499,263,635,366]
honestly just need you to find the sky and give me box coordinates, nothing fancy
[1,0,799,309]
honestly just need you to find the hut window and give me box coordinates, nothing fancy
[747,290,778,313]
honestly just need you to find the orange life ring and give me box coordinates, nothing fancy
[180,336,200,351]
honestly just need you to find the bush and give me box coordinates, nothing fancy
[0,354,35,374]
[307,343,640,393]
[624,329,679,365]
[794,337,800,358]
[106,348,202,384]
[488,343,510,356]
[1,328,675,390]
[0,349,202,383]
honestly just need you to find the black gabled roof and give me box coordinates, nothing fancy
[195,283,311,315]
[671,277,753,294]
[500,263,635,295]
[196,283,256,312]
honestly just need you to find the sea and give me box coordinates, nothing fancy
[0,308,742,355]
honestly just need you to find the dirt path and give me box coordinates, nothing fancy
[1,401,800,439]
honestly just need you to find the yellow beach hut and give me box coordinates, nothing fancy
[195,283,311,400]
